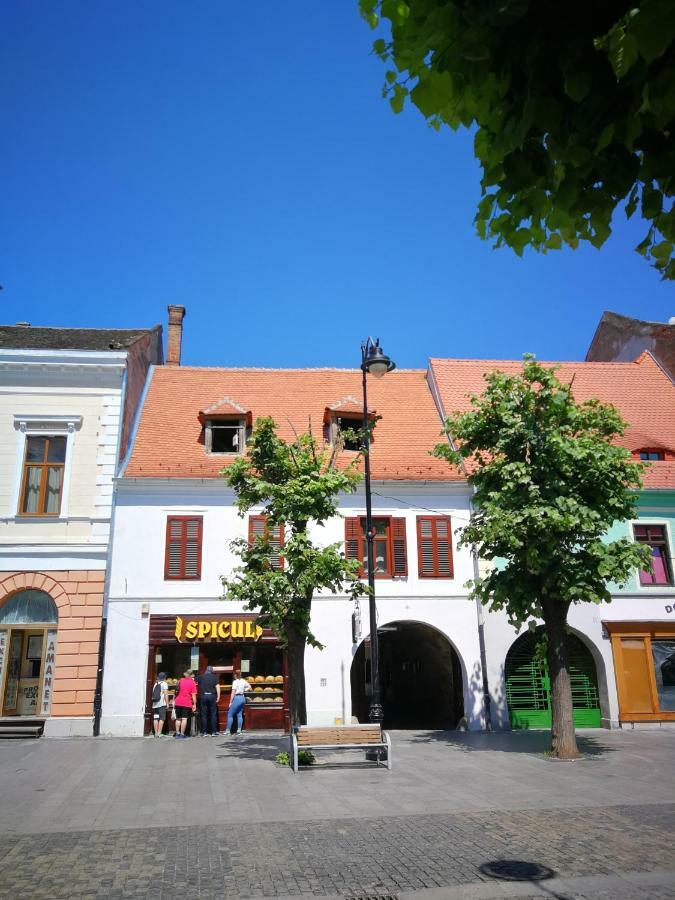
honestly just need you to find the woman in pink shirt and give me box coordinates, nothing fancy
[173,669,197,739]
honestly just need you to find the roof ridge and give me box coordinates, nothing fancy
[154,365,426,373]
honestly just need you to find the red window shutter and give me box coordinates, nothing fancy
[344,517,364,576]
[249,514,285,570]
[417,516,453,578]
[165,516,202,580]
[391,517,408,577]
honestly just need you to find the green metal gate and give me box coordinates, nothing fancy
[505,630,601,729]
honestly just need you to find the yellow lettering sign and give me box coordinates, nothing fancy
[174,618,263,642]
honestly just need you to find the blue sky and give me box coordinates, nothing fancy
[2,3,672,368]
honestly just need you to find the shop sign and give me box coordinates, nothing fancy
[174,617,263,642]
[40,630,57,716]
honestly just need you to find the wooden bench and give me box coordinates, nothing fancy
[290,724,392,772]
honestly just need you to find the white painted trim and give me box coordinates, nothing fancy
[13,414,83,430]
[628,517,675,592]
[10,417,81,519]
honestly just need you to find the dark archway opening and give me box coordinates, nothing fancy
[351,621,464,729]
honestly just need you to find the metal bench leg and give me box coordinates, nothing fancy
[384,731,392,770]
[291,734,299,774]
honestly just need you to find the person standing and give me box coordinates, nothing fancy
[197,665,221,736]
[152,671,169,737]
[173,669,197,739]
[225,670,251,736]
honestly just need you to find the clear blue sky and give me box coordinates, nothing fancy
[2,3,672,368]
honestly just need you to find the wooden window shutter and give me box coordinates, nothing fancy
[391,517,408,577]
[417,516,453,578]
[344,517,364,576]
[249,514,285,569]
[165,516,203,580]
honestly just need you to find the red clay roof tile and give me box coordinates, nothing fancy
[126,367,456,482]
[429,353,675,490]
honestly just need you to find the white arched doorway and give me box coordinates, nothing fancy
[351,620,465,729]
[0,590,58,718]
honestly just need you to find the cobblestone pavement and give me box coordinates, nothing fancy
[0,802,673,900]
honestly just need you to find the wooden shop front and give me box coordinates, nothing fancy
[145,614,289,734]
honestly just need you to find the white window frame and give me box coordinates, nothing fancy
[11,415,82,519]
[629,517,675,591]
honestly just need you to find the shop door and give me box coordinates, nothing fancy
[505,631,601,729]
[617,637,657,717]
[3,631,23,715]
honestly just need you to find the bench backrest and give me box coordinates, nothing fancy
[296,725,382,746]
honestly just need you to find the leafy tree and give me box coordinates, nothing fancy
[433,357,650,758]
[221,417,368,726]
[360,0,675,278]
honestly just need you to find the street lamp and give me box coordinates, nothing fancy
[360,338,396,729]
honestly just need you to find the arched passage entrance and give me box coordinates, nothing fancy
[504,628,601,729]
[0,590,58,718]
[351,621,464,729]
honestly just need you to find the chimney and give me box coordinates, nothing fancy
[166,305,186,366]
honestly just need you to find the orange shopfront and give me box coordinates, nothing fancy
[606,621,675,723]
[145,614,289,734]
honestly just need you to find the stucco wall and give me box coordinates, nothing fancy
[101,480,485,735]
[0,570,104,736]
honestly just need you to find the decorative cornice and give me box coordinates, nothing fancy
[14,414,83,433]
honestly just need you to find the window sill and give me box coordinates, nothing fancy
[164,576,202,582]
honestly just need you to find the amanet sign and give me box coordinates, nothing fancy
[174,616,263,642]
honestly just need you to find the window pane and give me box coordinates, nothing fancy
[651,640,675,712]
[22,467,41,513]
[45,467,63,514]
[47,436,67,463]
[26,437,46,462]
[374,539,388,573]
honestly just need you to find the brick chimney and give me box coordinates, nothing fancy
[166,305,186,366]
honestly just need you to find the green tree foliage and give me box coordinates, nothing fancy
[433,357,651,757]
[221,418,368,726]
[360,0,675,278]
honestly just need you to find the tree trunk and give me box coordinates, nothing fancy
[540,596,580,759]
[286,620,307,727]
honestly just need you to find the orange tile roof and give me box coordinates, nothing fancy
[429,353,675,490]
[126,367,457,481]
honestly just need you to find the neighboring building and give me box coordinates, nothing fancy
[0,321,162,736]
[586,310,675,382]
[100,363,486,736]
[430,352,675,730]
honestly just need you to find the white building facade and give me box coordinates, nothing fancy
[0,324,162,736]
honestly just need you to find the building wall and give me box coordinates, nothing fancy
[101,479,485,735]
[0,368,123,550]
[483,490,675,729]
[0,570,104,735]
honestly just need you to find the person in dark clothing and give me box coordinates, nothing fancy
[197,665,221,736]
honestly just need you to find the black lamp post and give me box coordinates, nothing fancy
[360,337,396,728]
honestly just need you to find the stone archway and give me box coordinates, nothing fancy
[351,620,465,729]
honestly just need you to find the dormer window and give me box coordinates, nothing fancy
[333,415,362,452]
[198,396,251,456]
[638,449,665,461]
[207,419,245,454]
[324,397,373,453]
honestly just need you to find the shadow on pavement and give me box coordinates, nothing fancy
[404,729,615,757]
[214,732,287,761]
